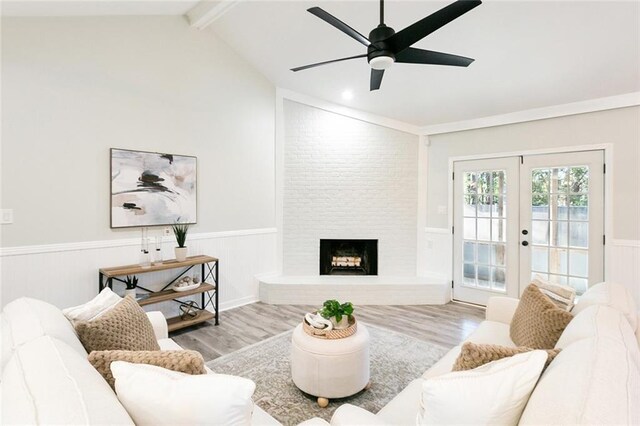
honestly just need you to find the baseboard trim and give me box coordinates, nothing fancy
[0,227,278,257]
[219,296,259,312]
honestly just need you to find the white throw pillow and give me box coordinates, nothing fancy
[417,350,547,425]
[62,287,122,326]
[111,361,256,426]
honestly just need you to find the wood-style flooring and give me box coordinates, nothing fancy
[171,302,485,362]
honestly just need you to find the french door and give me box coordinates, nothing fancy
[453,150,604,305]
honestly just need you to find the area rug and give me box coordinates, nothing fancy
[206,323,449,425]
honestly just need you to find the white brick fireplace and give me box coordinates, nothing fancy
[259,95,449,305]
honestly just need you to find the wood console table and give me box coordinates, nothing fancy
[98,255,219,331]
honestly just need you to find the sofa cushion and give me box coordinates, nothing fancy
[532,275,576,311]
[422,346,462,379]
[111,361,256,426]
[520,337,640,425]
[76,296,160,352]
[377,378,423,425]
[1,336,133,425]
[555,304,639,367]
[572,282,637,331]
[418,351,548,425]
[2,297,88,370]
[510,284,573,349]
[62,287,122,327]
[88,350,206,389]
[452,342,560,371]
[465,320,515,347]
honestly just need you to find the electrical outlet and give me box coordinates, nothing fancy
[163,226,171,236]
[1,209,13,224]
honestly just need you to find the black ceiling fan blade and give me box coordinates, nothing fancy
[395,48,474,67]
[386,0,482,54]
[370,69,385,91]
[291,54,367,72]
[307,7,371,47]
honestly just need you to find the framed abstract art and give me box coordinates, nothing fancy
[110,148,197,228]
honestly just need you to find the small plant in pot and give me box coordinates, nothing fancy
[124,275,138,298]
[172,222,189,261]
[319,299,354,330]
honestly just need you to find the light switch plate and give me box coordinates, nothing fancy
[437,205,447,215]
[1,209,14,224]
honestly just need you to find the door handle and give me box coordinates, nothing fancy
[522,241,529,246]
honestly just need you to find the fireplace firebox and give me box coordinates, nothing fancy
[319,239,378,276]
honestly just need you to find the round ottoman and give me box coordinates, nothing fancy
[291,322,370,407]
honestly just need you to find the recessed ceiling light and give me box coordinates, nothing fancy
[342,90,354,101]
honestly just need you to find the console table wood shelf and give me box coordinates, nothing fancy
[98,255,219,331]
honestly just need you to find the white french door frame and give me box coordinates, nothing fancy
[447,143,614,301]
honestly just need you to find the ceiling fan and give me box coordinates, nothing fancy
[291,0,482,91]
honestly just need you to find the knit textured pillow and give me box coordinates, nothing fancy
[88,350,206,389]
[452,342,561,371]
[75,296,160,353]
[531,275,576,311]
[510,284,573,349]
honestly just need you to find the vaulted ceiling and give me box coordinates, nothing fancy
[4,1,639,127]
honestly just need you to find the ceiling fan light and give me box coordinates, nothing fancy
[370,55,394,70]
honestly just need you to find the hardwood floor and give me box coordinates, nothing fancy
[171,302,485,362]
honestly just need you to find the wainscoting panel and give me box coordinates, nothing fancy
[609,239,640,307]
[0,229,277,316]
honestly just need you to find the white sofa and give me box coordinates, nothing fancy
[0,297,281,425]
[323,282,640,425]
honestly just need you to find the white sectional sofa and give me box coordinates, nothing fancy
[324,281,640,425]
[1,298,281,425]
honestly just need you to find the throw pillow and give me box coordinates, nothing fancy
[75,296,160,353]
[418,350,548,425]
[110,361,256,426]
[531,275,576,311]
[452,341,561,371]
[510,284,573,349]
[88,350,206,389]
[62,287,123,327]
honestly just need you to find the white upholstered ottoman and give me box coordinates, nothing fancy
[291,322,370,407]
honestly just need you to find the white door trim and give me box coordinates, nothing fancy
[447,143,614,284]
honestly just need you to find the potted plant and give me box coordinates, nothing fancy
[172,222,189,261]
[124,275,138,298]
[319,299,354,330]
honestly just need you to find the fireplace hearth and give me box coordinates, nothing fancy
[319,239,378,276]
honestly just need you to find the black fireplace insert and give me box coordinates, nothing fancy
[319,239,378,276]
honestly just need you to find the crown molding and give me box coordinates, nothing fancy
[420,92,640,136]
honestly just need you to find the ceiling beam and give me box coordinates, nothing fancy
[186,0,240,30]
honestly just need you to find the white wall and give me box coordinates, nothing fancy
[282,100,419,276]
[1,16,275,247]
[0,16,278,309]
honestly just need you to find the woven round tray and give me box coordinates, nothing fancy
[302,315,357,339]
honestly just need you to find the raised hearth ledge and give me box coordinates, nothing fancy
[257,274,450,305]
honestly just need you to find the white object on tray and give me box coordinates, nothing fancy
[172,282,201,292]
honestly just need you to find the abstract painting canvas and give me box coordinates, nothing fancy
[111,148,197,228]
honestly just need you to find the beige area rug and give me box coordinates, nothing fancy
[206,323,449,425]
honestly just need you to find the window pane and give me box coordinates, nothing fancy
[492,171,506,195]
[463,263,476,286]
[569,277,588,295]
[551,168,569,193]
[531,169,550,193]
[477,219,491,241]
[478,195,491,218]
[464,173,477,194]
[492,267,506,291]
[532,221,549,245]
[478,172,492,194]
[463,242,475,263]
[550,221,568,247]
[492,244,506,266]
[551,195,568,220]
[569,250,588,277]
[549,248,568,275]
[464,218,476,240]
[569,195,588,220]
[477,266,490,288]
[477,243,490,265]
[532,194,549,219]
[548,274,568,285]
[532,247,549,272]
[491,219,506,242]
[570,167,589,193]
[570,222,589,248]
[464,194,477,217]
